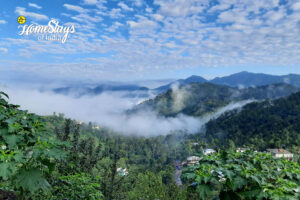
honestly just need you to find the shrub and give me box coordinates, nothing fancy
[182,151,300,200]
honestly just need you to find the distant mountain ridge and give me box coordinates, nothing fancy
[53,84,150,98]
[154,71,300,92]
[210,71,300,88]
[52,71,300,97]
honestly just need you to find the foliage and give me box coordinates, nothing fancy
[182,151,300,200]
[0,92,67,196]
[44,115,191,200]
[127,171,186,200]
[35,173,103,200]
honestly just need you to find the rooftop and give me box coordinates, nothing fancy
[267,149,292,154]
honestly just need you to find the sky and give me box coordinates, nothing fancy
[0,0,300,84]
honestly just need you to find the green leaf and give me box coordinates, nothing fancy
[4,118,15,125]
[183,173,197,180]
[0,162,15,180]
[223,169,235,181]
[13,151,24,162]
[3,134,23,148]
[250,175,262,185]
[196,184,213,200]
[0,92,9,99]
[232,176,247,191]
[15,168,51,193]
[0,128,8,136]
[239,189,263,199]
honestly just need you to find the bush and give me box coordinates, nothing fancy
[0,92,67,197]
[182,151,300,200]
[35,173,103,200]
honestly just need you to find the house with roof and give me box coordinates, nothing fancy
[266,149,293,160]
[236,147,248,153]
[92,125,100,130]
[203,148,216,155]
[117,168,128,176]
[186,156,201,166]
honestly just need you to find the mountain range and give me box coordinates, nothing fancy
[53,84,150,98]
[51,71,300,97]
[154,71,300,92]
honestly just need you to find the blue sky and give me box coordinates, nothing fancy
[0,0,300,83]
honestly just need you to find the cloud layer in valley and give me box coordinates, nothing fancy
[1,86,252,136]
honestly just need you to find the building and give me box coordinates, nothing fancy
[117,168,128,176]
[92,125,100,130]
[266,149,294,160]
[236,147,248,153]
[203,148,216,155]
[186,156,201,166]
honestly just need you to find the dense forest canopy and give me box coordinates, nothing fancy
[205,91,300,150]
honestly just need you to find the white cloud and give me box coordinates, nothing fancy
[1,86,254,136]
[209,3,231,12]
[151,14,164,21]
[0,20,6,24]
[2,0,299,81]
[71,13,103,23]
[118,2,134,11]
[15,7,48,21]
[154,0,208,17]
[128,19,157,29]
[106,22,123,32]
[63,4,88,13]
[145,7,152,13]
[109,8,125,18]
[28,3,42,9]
[218,9,248,24]
[83,0,98,5]
[292,2,300,11]
[0,48,8,53]
[1,87,197,136]
[134,0,143,7]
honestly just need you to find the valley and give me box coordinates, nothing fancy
[2,72,300,199]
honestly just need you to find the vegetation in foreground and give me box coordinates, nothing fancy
[182,151,300,200]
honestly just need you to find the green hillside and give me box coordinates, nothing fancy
[134,83,299,117]
[205,91,300,150]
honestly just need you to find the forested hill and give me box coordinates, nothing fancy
[133,82,299,117]
[205,91,300,150]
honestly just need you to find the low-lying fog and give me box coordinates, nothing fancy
[0,86,252,136]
